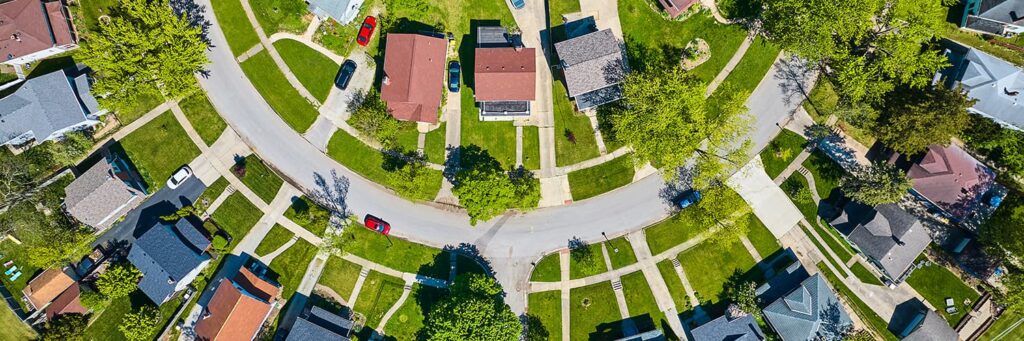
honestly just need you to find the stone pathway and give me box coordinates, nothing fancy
[587,113,609,154]
[698,0,732,24]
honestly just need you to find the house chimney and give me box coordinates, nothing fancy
[383,75,390,85]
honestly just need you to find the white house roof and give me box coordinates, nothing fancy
[954,47,1024,130]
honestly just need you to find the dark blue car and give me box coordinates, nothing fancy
[448,61,460,92]
[678,190,702,209]
[510,0,525,9]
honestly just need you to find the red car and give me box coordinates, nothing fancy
[356,16,376,47]
[363,214,390,235]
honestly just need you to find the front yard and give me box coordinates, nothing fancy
[570,281,622,340]
[119,111,202,191]
[760,130,806,179]
[267,237,318,300]
[284,196,332,236]
[210,192,263,250]
[338,221,447,278]
[528,290,562,340]
[531,252,562,282]
[325,129,443,201]
[621,271,673,338]
[274,39,339,102]
[677,236,759,304]
[237,155,284,204]
[353,270,405,329]
[568,155,636,201]
[179,93,228,146]
[238,51,320,132]
[254,224,294,256]
[318,256,363,299]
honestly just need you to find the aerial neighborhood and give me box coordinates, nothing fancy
[2,0,1024,340]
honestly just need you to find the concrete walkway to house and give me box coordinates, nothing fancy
[698,0,732,24]
[626,231,687,337]
[706,33,756,96]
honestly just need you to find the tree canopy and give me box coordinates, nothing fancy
[451,146,540,225]
[119,306,160,341]
[349,90,402,147]
[43,313,88,341]
[422,273,521,340]
[874,87,974,155]
[97,263,143,299]
[840,162,912,206]
[79,0,208,113]
[980,194,1024,261]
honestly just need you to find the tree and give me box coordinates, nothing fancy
[980,194,1024,260]
[874,87,974,155]
[349,90,401,147]
[119,306,160,341]
[383,149,436,198]
[723,275,759,316]
[42,313,88,341]
[40,132,94,167]
[78,0,208,113]
[26,222,94,269]
[840,162,912,206]
[160,205,198,221]
[451,147,540,225]
[760,0,953,106]
[96,263,143,299]
[961,113,1024,177]
[0,159,34,210]
[79,288,110,311]
[422,273,521,340]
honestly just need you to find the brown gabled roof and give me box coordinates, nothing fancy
[908,144,996,220]
[474,47,536,102]
[22,268,74,310]
[45,284,86,319]
[0,0,75,61]
[380,33,447,123]
[193,267,281,341]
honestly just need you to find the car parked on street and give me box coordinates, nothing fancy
[167,166,193,189]
[510,0,525,9]
[448,61,460,92]
[678,190,702,209]
[356,16,377,47]
[364,214,391,235]
[335,59,358,90]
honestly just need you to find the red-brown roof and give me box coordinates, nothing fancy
[45,284,86,320]
[908,144,996,220]
[23,268,74,310]
[0,0,75,61]
[658,0,698,18]
[380,33,447,123]
[193,267,281,341]
[474,48,536,102]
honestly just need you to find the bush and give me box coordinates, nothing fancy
[211,234,228,251]
[79,288,109,311]
[96,263,142,299]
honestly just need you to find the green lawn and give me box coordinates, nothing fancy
[395,123,421,154]
[179,93,227,146]
[69,0,113,33]
[383,283,445,340]
[532,252,562,282]
[678,237,757,304]
[621,271,672,338]
[619,0,748,81]
[197,178,229,210]
[528,290,563,341]
[906,260,980,326]
[210,192,263,249]
[249,0,309,35]
[459,91,519,169]
[254,224,294,256]
[239,51,320,132]
[284,196,332,236]
[810,220,854,263]
[568,155,635,201]
[607,236,638,270]
[84,290,181,341]
[760,130,806,179]
[817,262,899,341]
[743,214,781,257]
[657,260,690,311]
[209,0,262,56]
[799,224,845,274]
[570,281,622,340]
[980,307,1024,341]
[571,242,608,280]
[238,155,284,204]
[268,238,319,300]
[339,222,446,278]
[709,37,781,99]
[273,39,339,102]
[354,270,406,329]
[549,0,582,25]
[645,188,746,255]
[553,82,600,166]
[850,262,884,286]
[801,77,839,123]
[318,256,363,300]
[326,129,443,201]
[424,123,447,165]
[113,93,164,125]
[119,111,202,191]
[523,125,541,170]
[802,150,845,200]
[0,303,35,341]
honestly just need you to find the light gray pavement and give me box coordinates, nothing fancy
[580,0,624,39]
[347,268,370,306]
[727,157,802,238]
[377,280,414,332]
[612,278,630,318]
[626,232,687,337]
[698,0,732,24]
[192,0,813,313]
[559,250,571,341]
[738,236,763,261]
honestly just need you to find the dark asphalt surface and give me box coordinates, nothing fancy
[93,177,206,248]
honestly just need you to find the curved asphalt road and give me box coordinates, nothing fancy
[193,0,807,312]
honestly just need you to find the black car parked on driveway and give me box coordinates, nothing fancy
[335,59,358,90]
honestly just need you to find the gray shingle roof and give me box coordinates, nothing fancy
[830,203,930,280]
[901,309,958,341]
[477,26,510,47]
[941,43,1024,131]
[128,218,210,304]
[554,28,626,98]
[763,274,852,341]
[0,69,99,144]
[690,313,765,341]
[307,0,361,25]
[286,306,353,341]
[63,157,143,230]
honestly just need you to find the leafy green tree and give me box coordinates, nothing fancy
[760,0,953,105]
[723,276,759,317]
[383,150,435,197]
[452,147,540,225]
[980,194,1024,259]
[996,267,1024,313]
[79,288,109,311]
[119,306,160,341]
[42,132,94,167]
[42,313,88,341]
[961,114,1024,177]
[159,205,198,221]
[422,273,520,340]
[349,90,401,147]
[692,184,751,245]
[26,222,93,269]
[78,0,208,113]
[840,162,912,206]
[96,263,142,299]
[875,87,974,155]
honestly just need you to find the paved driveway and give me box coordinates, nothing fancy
[93,177,206,247]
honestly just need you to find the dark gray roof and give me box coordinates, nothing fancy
[554,28,627,98]
[691,313,765,341]
[831,203,930,280]
[477,26,510,47]
[614,329,664,341]
[0,69,99,144]
[63,156,143,230]
[757,258,811,304]
[901,309,958,341]
[128,218,210,304]
[763,274,852,341]
[286,306,353,341]
[481,100,530,116]
[976,0,1024,24]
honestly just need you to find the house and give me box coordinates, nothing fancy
[127,218,212,305]
[657,0,698,19]
[474,26,536,121]
[904,144,1006,226]
[762,274,852,341]
[44,283,86,319]
[553,17,627,110]
[380,33,447,123]
[63,152,146,231]
[613,329,664,341]
[756,255,811,304]
[690,308,765,341]
[194,262,281,341]
[898,309,959,341]
[936,41,1023,131]
[829,202,930,282]
[0,68,105,148]
[0,0,76,66]
[22,268,74,311]
[306,0,364,25]
[957,0,1024,37]
[285,306,355,341]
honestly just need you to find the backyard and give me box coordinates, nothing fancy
[568,155,636,201]
[119,111,202,191]
[0,305,34,341]
[84,290,182,341]
[905,258,980,326]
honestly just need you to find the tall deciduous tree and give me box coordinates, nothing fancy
[119,306,160,341]
[26,222,94,269]
[422,274,521,340]
[78,0,208,113]
[760,0,953,105]
[980,194,1024,260]
[875,87,974,155]
[349,90,401,147]
[96,263,143,299]
[451,146,540,225]
[840,162,912,206]
[42,313,88,341]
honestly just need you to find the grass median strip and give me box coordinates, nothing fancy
[850,262,884,286]
[239,51,319,132]
[208,0,260,57]
[179,92,228,146]
[568,155,636,201]
[326,129,443,201]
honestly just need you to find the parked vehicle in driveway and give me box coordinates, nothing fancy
[356,16,377,46]
[335,59,358,90]
[363,214,391,235]
[167,166,193,189]
[510,0,525,9]
[678,190,702,209]
[448,61,460,92]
